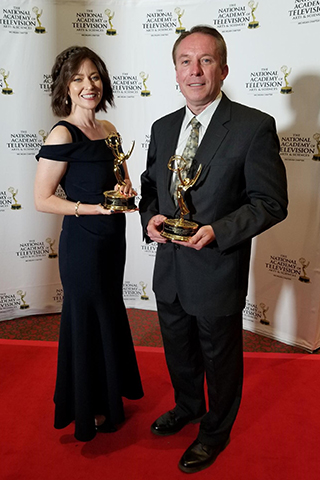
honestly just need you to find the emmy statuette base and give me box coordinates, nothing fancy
[103,190,136,211]
[280,87,293,94]
[248,22,259,29]
[106,29,116,35]
[312,155,320,161]
[161,218,199,242]
[260,320,270,326]
[299,276,310,283]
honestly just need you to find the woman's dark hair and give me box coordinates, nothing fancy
[51,46,114,117]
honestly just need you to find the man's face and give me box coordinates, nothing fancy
[175,33,229,114]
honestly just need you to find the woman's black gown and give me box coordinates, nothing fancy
[36,121,143,441]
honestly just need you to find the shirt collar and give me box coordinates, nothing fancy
[183,91,223,131]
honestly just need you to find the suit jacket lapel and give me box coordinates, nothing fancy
[195,93,231,169]
[164,107,185,191]
[161,97,231,213]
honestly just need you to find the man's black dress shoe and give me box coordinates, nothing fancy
[178,437,230,473]
[151,409,204,436]
[95,419,117,433]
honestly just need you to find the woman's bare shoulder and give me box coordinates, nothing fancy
[99,119,117,137]
[45,124,73,145]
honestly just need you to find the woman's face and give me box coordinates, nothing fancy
[67,58,103,111]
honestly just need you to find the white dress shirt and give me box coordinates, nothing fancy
[170,92,222,197]
[175,92,222,156]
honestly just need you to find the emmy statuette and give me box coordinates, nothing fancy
[8,187,21,210]
[140,281,149,300]
[32,7,46,33]
[280,65,293,94]
[259,303,270,326]
[0,69,13,95]
[298,257,310,283]
[313,133,320,161]
[248,1,259,29]
[161,155,202,241]
[17,290,29,310]
[105,9,116,35]
[46,237,58,258]
[140,72,151,97]
[103,132,136,211]
[174,7,186,33]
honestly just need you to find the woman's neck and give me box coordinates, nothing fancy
[66,107,97,129]
[64,111,107,140]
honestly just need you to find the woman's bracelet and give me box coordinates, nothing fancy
[75,201,81,217]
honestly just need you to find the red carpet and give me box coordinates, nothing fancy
[1,340,319,480]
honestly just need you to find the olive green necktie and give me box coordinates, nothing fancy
[171,117,201,204]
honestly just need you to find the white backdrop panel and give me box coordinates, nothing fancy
[0,0,319,351]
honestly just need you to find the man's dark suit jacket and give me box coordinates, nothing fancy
[140,93,288,317]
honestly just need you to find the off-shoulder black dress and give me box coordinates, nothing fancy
[36,121,143,441]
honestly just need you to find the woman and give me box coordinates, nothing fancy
[34,46,143,442]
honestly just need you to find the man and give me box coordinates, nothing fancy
[139,25,288,474]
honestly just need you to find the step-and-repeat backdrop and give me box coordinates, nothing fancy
[1,0,319,351]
